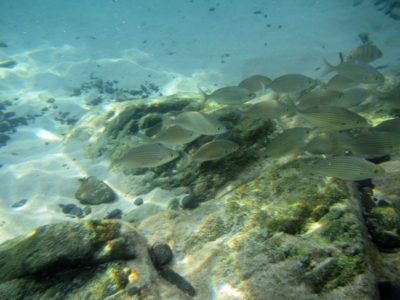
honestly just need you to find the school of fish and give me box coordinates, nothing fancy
[113,38,400,182]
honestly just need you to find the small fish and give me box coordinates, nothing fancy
[265,127,310,157]
[201,86,256,105]
[297,89,344,110]
[373,118,400,133]
[113,143,179,168]
[191,140,238,162]
[346,131,400,157]
[169,111,227,136]
[245,98,289,119]
[304,156,383,181]
[150,125,200,148]
[238,75,272,93]
[287,98,369,130]
[345,44,383,64]
[371,83,400,108]
[329,87,370,108]
[325,74,358,91]
[303,132,344,155]
[323,59,384,84]
[268,74,316,93]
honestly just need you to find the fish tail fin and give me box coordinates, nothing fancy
[322,58,336,76]
[198,87,209,101]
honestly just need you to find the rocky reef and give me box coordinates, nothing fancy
[3,93,400,299]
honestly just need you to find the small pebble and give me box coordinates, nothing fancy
[59,203,84,218]
[134,197,144,206]
[11,199,27,208]
[180,195,200,209]
[105,208,123,219]
[149,243,173,269]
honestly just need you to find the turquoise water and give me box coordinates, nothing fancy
[1,1,400,299]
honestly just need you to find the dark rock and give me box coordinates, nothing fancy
[158,267,196,296]
[11,199,27,208]
[0,42,8,48]
[3,111,15,119]
[8,116,28,127]
[0,221,158,299]
[0,134,10,147]
[0,122,10,133]
[134,197,144,206]
[180,195,200,209]
[149,243,173,269]
[46,98,56,103]
[59,203,84,218]
[366,206,400,249]
[75,176,116,205]
[105,209,123,219]
[0,60,17,69]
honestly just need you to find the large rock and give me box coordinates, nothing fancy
[75,176,116,205]
[0,220,160,299]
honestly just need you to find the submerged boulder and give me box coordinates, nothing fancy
[0,220,161,299]
[75,176,116,205]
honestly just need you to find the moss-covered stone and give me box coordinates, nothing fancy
[0,220,160,299]
[366,206,400,249]
[184,214,229,252]
[75,176,116,205]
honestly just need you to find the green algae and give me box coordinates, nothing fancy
[184,214,229,252]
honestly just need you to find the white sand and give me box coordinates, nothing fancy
[0,0,399,243]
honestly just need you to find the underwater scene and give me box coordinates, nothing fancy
[1,0,400,299]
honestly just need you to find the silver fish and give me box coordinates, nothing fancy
[269,74,316,93]
[329,87,370,108]
[297,89,344,110]
[265,127,310,157]
[304,132,345,155]
[238,75,272,93]
[201,86,256,105]
[171,111,227,136]
[304,156,383,181]
[114,143,179,168]
[245,98,289,120]
[345,44,383,64]
[346,131,400,157]
[288,99,369,130]
[323,59,384,84]
[325,74,358,91]
[191,140,238,162]
[150,125,200,148]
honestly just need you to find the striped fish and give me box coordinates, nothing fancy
[191,140,238,162]
[304,156,383,181]
[114,143,179,168]
[265,127,310,157]
[346,131,400,157]
[287,98,369,130]
[345,44,383,63]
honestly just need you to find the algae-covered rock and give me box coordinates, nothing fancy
[0,220,161,299]
[366,206,400,249]
[75,176,116,205]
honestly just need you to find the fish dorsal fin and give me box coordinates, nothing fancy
[339,52,344,64]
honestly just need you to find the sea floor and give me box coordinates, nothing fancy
[0,0,400,243]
